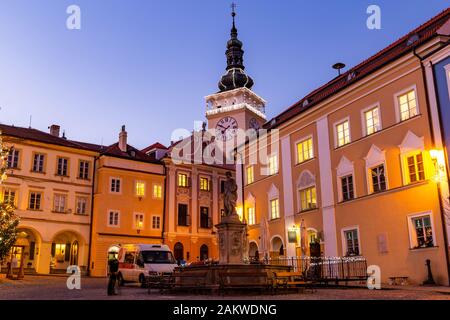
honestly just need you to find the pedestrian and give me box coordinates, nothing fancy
[107,256,119,296]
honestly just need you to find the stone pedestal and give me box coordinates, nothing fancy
[216,214,247,265]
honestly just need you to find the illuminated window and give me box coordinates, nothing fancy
[7,149,19,169]
[57,157,69,176]
[32,153,45,173]
[54,244,66,261]
[410,215,434,248]
[344,229,360,256]
[246,166,254,185]
[110,178,121,193]
[364,107,381,135]
[76,197,88,215]
[178,173,188,187]
[270,198,280,220]
[199,177,210,191]
[299,186,317,211]
[134,213,144,229]
[296,138,313,163]
[407,153,425,183]
[247,207,256,225]
[53,194,67,213]
[78,161,90,180]
[136,181,145,197]
[28,192,42,210]
[153,184,162,199]
[3,189,16,205]
[341,175,354,201]
[371,165,387,193]
[336,120,350,147]
[268,154,278,175]
[108,210,120,227]
[398,90,418,121]
[152,216,161,229]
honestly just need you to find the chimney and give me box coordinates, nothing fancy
[49,125,60,137]
[119,125,127,152]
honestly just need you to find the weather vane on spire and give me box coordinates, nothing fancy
[231,2,237,16]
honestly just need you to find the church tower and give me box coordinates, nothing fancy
[205,6,266,143]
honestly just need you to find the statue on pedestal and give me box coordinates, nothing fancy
[223,171,238,218]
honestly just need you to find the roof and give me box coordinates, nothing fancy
[141,142,168,154]
[264,8,450,130]
[0,124,160,164]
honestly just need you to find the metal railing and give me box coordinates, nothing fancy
[262,256,368,282]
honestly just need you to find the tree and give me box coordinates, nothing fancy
[0,133,20,261]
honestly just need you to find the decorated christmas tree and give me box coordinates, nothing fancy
[0,133,20,261]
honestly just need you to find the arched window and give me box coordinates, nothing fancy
[200,244,208,261]
[174,242,184,262]
[297,171,317,212]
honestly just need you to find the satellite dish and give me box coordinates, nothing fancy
[332,62,346,76]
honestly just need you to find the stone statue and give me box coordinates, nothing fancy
[223,171,237,217]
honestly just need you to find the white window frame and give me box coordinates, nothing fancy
[407,211,437,249]
[2,188,18,206]
[247,206,256,225]
[334,117,351,148]
[368,163,388,194]
[7,149,20,169]
[199,176,210,191]
[75,196,88,215]
[269,198,280,220]
[336,156,356,202]
[152,183,163,199]
[394,85,419,123]
[246,165,254,185]
[268,153,279,176]
[107,210,120,227]
[135,180,146,197]
[178,172,189,187]
[151,215,162,229]
[110,177,122,194]
[295,135,314,164]
[361,103,382,137]
[133,212,145,230]
[341,226,362,256]
[53,193,67,213]
[267,184,280,220]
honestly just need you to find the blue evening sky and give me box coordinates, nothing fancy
[0,1,448,148]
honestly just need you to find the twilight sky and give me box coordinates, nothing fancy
[0,0,448,148]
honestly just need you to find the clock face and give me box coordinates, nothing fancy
[249,118,260,130]
[215,116,238,141]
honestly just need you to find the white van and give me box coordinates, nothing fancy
[116,244,178,287]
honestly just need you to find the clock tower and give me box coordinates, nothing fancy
[205,7,266,143]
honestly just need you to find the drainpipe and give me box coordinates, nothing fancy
[86,155,98,277]
[414,48,450,286]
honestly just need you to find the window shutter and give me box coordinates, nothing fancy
[51,243,56,257]
[65,243,71,262]
[29,242,35,261]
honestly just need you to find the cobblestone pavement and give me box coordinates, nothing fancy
[1,276,450,300]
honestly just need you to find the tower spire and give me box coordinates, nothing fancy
[218,3,254,92]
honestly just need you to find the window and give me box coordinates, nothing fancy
[344,229,360,256]
[32,153,45,173]
[3,189,16,205]
[220,180,225,193]
[407,153,425,183]
[296,138,314,163]
[57,157,69,176]
[28,192,42,210]
[247,207,256,225]
[398,90,418,121]
[336,120,350,147]
[177,203,189,226]
[364,107,381,135]
[134,213,144,229]
[136,181,145,197]
[53,194,67,213]
[153,184,162,199]
[110,178,121,193]
[200,207,210,228]
[246,166,254,185]
[108,210,120,227]
[152,216,161,229]
[371,165,387,193]
[270,198,280,220]
[78,161,90,180]
[75,197,88,215]
[199,177,210,191]
[7,149,19,169]
[268,154,278,175]
[178,173,188,187]
[299,186,317,211]
[410,215,434,248]
[341,175,354,201]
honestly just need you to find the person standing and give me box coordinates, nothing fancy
[107,257,119,296]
